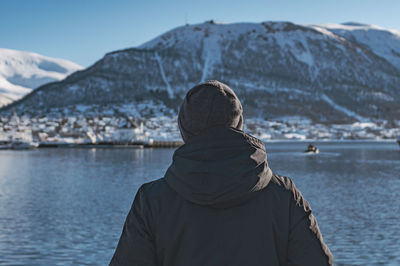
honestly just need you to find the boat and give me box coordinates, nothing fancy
[304,143,319,154]
[397,139,400,147]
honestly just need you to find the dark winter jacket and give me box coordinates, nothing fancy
[110,125,333,266]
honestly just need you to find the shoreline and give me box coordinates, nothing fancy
[0,140,185,150]
[1,139,399,151]
[263,139,399,143]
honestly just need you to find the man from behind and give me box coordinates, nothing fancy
[110,80,333,266]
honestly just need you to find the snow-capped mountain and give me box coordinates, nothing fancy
[0,48,82,106]
[2,21,400,126]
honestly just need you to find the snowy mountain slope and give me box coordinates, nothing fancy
[0,94,12,107]
[0,48,82,105]
[1,21,400,125]
[312,22,400,70]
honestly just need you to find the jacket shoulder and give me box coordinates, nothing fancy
[267,174,312,213]
[269,174,297,192]
[139,177,176,201]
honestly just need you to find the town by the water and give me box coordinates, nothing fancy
[1,103,400,150]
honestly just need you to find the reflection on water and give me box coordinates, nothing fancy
[0,142,399,265]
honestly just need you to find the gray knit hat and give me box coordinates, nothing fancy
[178,80,244,142]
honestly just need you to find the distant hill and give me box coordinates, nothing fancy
[2,21,400,125]
[0,48,82,107]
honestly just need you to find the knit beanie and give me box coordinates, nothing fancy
[178,80,244,142]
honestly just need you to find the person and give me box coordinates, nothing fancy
[307,144,316,151]
[305,143,319,153]
[110,80,333,266]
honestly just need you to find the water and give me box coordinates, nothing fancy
[0,142,399,265]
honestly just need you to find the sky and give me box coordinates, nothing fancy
[1,0,400,67]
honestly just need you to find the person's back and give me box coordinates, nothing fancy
[110,80,333,266]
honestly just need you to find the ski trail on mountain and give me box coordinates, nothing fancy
[200,53,210,82]
[154,52,173,98]
[321,93,367,121]
[200,33,221,82]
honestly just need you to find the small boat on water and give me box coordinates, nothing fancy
[304,143,319,154]
[397,139,400,147]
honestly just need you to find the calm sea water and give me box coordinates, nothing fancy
[0,142,399,265]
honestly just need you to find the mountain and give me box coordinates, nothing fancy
[0,94,12,107]
[1,21,400,138]
[0,48,82,106]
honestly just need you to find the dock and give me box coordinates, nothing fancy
[144,140,183,148]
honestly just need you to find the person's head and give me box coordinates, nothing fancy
[178,80,243,142]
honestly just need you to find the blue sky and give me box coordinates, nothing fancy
[1,0,400,67]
